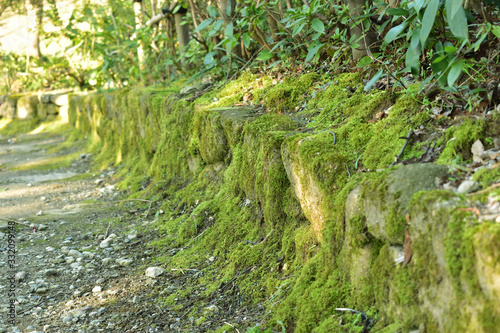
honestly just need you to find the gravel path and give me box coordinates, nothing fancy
[0,132,264,333]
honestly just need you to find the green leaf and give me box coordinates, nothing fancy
[384,22,408,44]
[387,8,409,16]
[212,19,224,32]
[224,22,234,37]
[311,18,325,34]
[433,54,449,64]
[207,5,219,18]
[420,0,440,49]
[444,45,457,54]
[242,33,251,48]
[414,0,427,13]
[364,68,384,91]
[447,59,463,87]
[446,0,468,40]
[492,26,500,38]
[196,18,213,32]
[203,51,218,65]
[256,49,273,61]
[357,56,373,68]
[406,27,421,76]
[305,43,323,62]
[292,22,306,37]
[447,0,462,18]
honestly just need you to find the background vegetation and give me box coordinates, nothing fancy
[1,0,499,102]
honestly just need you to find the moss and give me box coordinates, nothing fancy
[347,215,370,248]
[385,202,406,244]
[472,166,500,189]
[263,73,320,113]
[0,118,41,135]
[437,118,486,164]
[57,71,500,333]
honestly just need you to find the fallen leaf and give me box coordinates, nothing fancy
[459,207,481,216]
[471,139,484,163]
[403,213,412,268]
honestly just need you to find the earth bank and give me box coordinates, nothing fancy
[1,71,500,332]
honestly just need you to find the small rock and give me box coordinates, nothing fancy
[43,269,59,277]
[37,224,47,231]
[35,287,48,294]
[68,249,83,258]
[36,211,43,216]
[70,262,82,269]
[70,305,93,317]
[82,251,94,258]
[61,315,73,323]
[102,258,113,265]
[99,239,112,248]
[95,179,104,185]
[203,304,219,315]
[92,286,102,293]
[116,258,133,266]
[457,180,480,194]
[15,271,26,281]
[145,267,166,278]
[46,246,55,252]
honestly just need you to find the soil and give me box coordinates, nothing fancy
[0,131,264,333]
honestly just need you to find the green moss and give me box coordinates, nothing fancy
[0,118,41,135]
[57,71,500,333]
[263,73,320,113]
[347,215,370,248]
[472,167,500,189]
[437,119,486,164]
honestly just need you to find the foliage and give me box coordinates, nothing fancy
[0,0,499,99]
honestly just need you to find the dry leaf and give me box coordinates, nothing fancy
[459,207,481,216]
[471,139,484,163]
[403,213,412,268]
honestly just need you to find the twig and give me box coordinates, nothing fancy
[466,182,500,197]
[250,229,274,247]
[389,129,413,167]
[224,322,241,333]
[117,199,153,203]
[104,221,111,239]
[171,268,199,275]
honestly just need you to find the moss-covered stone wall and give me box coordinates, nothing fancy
[64,73,500,333]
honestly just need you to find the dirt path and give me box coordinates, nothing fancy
[0,131,264,333]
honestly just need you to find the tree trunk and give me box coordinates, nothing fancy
[133,0,145,70]
[174,11,190,50]
[26,0,43,59]
[348,0,378,61]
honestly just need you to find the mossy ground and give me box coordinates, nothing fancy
[56,70,500,332]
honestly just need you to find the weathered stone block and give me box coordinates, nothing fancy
[362,163,449,244]
[0,95,19,118]
[17,94,39,119]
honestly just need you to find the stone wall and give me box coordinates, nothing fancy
[63,88,500,332]
[0,92,71,122]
